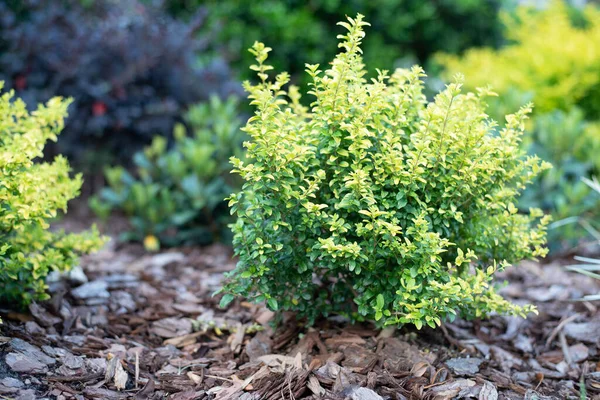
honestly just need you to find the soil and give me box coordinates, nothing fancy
[1,217,600,400]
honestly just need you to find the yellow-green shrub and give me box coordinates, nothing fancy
[438,1,600,119]
[0,83,105,307]
[220,16,550,328]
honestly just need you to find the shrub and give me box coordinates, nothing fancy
[437,1,600,248]
[165,0,508,90]
[91,96,245,249]
[0,0,240,169]
[519,110,600,247]
[219,15,550,328]
[565,177,600,302]
[0,83,105,308]
[438,1,600,119]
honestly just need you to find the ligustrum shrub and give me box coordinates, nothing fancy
[91,97,245,249]
[0,83,105,307]
[219,15,550,328]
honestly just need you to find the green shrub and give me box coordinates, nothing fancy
[519,110,600,248]
[437,1,600,249]
[91,96,245,249]
[166,0,509,90]
[565,177,600,302]
[219,16,550,328]
[0,83,105,308]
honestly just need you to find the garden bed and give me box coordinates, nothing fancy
[1,227,599,400]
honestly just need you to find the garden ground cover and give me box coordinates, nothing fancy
[1,214,599,399]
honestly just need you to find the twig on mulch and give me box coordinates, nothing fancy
[545,313,580,347]
[439,323,464,349]
[46,373,104,382]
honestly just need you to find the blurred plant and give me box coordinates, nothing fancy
[437,1,600,249]
[220,16,550,328]
[90,96,245,249]
[0,83,106,308]
[0,0,240,171]
[519,110,600,247]
[438,1,600,119]
[163,0,509,90]
[565,177,600,301]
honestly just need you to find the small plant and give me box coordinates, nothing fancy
[565,177,600,302]
[91,96,245,249]
[0,0,240,169]
[219,15,550,328]
[0,83,105,308]
[567,254,600,302]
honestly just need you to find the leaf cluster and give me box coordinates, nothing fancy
[220,15,550,328]
[437,1,600,249]
[0,83,105,307]
[91,97,246,249]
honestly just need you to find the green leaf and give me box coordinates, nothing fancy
[376,294,384,309]
[267,298,278,310]
[219,294,235,308]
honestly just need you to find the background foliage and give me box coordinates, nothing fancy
[437,1,600,249]
[0,0,240,170]
[0,84,105,307]
[439,1,600,119]
[91,97,245,249]
[519,111,600,235]
[163,0,510,90]
[221,16,549,327]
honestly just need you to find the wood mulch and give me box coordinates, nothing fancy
[1,231,600,399]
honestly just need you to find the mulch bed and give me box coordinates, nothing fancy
[1,235,600,399]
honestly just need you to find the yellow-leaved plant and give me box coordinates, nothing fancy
[0,83,106,310]
[219,15,550,328]
[438,1,600,118]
